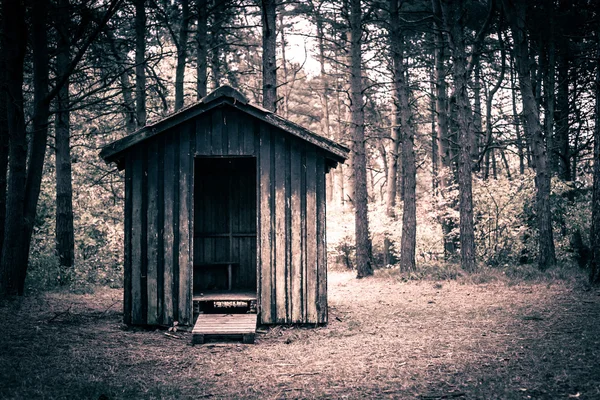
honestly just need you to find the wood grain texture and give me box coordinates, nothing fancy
[305,148,318,323]
[258,126,272,324]
[146,140,159,325]
[123,154,133,324]
[290,145,303,322]
[178,124,192,324]
[316,155,328,324]
[130,146,144,324]
[163,136,175,325]
[274,133,287,323]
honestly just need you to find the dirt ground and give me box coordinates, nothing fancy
[1,270,599,399]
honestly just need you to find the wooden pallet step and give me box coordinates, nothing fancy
[192,313,257,344]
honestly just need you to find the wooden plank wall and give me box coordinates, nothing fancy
[123,120,195,326]
[123,104,328,326]
[258,125,328,325]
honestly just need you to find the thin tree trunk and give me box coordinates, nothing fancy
[590,25,600,284]
[0,0,27,296]
[0,12,9,265]
[484,28,506,180]
[196,0,208,99]
[261,0,277,112]
[440,0,476,272]
[210,1,223,89]
[175,0,190,110]
[135,0,147,126]
[55,0,75,280]
[510,53,525,174]
[555,42,570,180]
[503,0,556,271]
[431,0,457,258]
[472,65,483,169]
[350,0,372,277]
[390,0,416,271]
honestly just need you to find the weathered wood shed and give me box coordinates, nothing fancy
[100,85,348,326]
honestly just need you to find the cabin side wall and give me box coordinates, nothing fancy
[123,120,194,326]
[257,124,328,325]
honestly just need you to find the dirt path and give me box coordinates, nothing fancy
[1,271,599,399]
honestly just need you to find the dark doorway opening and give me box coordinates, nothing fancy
[193,157,257,303]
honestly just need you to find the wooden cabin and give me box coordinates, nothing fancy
[100,85,348,327]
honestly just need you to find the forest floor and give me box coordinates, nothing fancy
[1,269,599,399]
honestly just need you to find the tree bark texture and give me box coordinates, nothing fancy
[261,0,277,112]
[0,11,9,266]
[390,0,416,271]
[196,0,208,99]
[590,26,600,284]
[0,0,27,296]
[440,0,476,272]
[21,0,52,292]
[135,0,147,126]
[503,0,556,270]
[55,0,75,278]
[350,0,372,278]
[175,0,190,111]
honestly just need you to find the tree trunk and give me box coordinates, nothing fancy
[0,11,9,266]
[389,0,416,271]
[261,0,277,112]
[196,0,208,99]
[503,0,556,271]
[555,42,570,180]
[431,0,457,259]
[472,65,483,169]
[484,28,506,180]
[55,0,75,281]
[135,0,147,126]
[175,0,190,111]
[0,0,27,296]
[510,53,526,174]
[440,0,476,272]
[590,26,600,285]
[21,0,52,292]
[350,0,372,278]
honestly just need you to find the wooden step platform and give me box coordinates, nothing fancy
[192,313,257,344]
[193,290,257,302]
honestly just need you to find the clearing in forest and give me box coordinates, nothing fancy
[0,270,599,399]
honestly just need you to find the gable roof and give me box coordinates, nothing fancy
[100,85,349,169]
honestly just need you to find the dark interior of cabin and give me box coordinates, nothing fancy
[193,157,257,300]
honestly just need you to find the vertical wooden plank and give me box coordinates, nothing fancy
[178,124,192,325]
[196,114,210,155]
[274,133,287,323]
[316,155,328,324]
[131,146,144,324]
[228,109,239,155]
[305,147,318,323]
[211,108,222,155]
[123,154,133,325]
[259,125,272,324]
[290,144,303,323]
[163,137,175,325]
[244,117,257,155]
[157,138,165,324]
[146,140,159,325]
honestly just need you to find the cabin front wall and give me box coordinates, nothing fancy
[123,105,328,326]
